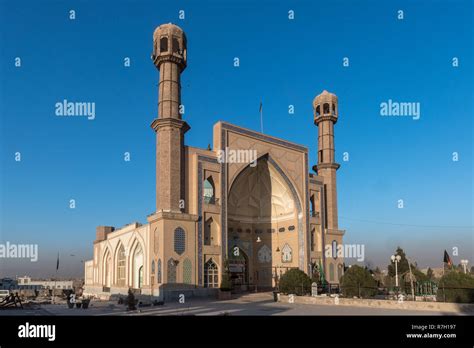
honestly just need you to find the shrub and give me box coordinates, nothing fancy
[220,259,232,291]
[340,265,378,298]
[126,288,136,310]
[437,271,474,303]
[278,269,312,295]
[220,272,232,291]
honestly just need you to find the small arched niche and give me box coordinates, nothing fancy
[204,217,219,246]
[323,103,330,114]
[160,37,168,53]
[172,37,180,54]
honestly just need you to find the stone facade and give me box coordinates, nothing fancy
[84,23,345,300]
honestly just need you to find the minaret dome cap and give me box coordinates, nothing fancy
[313,90,338,109]
[153,23,186,39]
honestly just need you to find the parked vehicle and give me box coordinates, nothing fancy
[0,290,10,300]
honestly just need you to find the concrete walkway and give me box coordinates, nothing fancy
[0,293,468,316]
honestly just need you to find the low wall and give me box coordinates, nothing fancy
[162,288,218,301]
[278,294,474,313]
[83,285,218,302]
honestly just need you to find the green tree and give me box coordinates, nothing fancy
[220,258,232,291]
[411,268,429,283]
[387,247,426,292]
[387,247,410,278]
[426,267,434,280]
[340,265,378,298]
[309,261,320,283]
[126,288,136,310]
[372,267,384,286]
[278,269,312,296]
[437,271,474,303]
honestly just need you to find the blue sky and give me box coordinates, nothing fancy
[0,0,472,277]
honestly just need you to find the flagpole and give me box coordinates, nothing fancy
[260,101,263,133]
[53,252,59,304]
[53,268,58,304]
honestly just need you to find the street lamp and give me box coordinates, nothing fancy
[391,254,402,287]
[460,259,469,274]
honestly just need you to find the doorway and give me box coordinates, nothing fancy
[229,247,248,290]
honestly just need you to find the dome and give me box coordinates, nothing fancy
[152,23,187,71]
[313,90,338,109]
[153,23,186,39]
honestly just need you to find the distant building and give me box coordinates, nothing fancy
[0,278,17,290]
[16,276,73,290]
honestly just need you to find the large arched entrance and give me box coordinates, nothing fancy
[227,155,301,291]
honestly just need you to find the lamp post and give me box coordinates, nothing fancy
[391,254,401,288]
[460,259,469,274]
[406,258,415,301]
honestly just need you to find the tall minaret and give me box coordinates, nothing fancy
[151,23,190,213]
[313,90,340,230]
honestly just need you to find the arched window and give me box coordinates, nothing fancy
[138,266,143,288]
[103,251,112,288]
[183,258,192,284]
[281,244,292,263]
[310,228,315,252]
[329,263,335,282]
[323,103,330,114]
[151,260,155,274]
[204,259,218,288]
[316,105,320,116]
[203,177,215,204]
[332,103,336,115]
[204,217,218,246]
[160,37,168,52]
[174,227,186,255]
[157,259,162,283]
[172,37,180,54]
[117,245,126,286]
[133,245,143,289]
[167,258,176,283]
[332,240,338,260]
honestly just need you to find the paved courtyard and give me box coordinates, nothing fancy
[0,293,467,316]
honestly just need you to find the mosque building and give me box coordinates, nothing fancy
[84,23,345,300]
